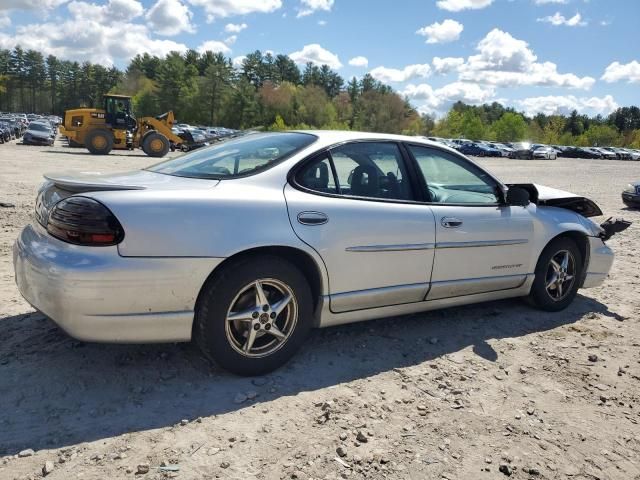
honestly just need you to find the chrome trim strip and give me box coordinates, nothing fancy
[435,239,529,249]
[426,273,529,301]
[330,282,430,313]
[345,243,436,252]
[346,239,528,252]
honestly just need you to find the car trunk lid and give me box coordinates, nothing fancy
[36,170,219,228]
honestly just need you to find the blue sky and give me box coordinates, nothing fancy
[1,0,638,117]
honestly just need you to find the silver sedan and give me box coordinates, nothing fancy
[13,131,627,375]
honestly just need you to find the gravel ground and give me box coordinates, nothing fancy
[1,139,640,480]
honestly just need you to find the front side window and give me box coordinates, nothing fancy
[148,132,316,179]
[408,145,500,204]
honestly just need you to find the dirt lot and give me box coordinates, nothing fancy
[1,139,640,480]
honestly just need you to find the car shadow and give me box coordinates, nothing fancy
[0,294,619,455]
[42,150,150,158]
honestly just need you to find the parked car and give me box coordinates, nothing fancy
[456,142,501,157]
[14,131,630,375]
[489,142,516,157]
[511,142,535,159]
[622,182,640,207]
[620,148,640,161]
[22,122,54,146]
[0,121,11,142]
[532,146,557,160]
[593,147,617,160]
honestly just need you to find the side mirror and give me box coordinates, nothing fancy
[506,186,530,206]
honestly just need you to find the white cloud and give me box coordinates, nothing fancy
[146,0,194,36]
[533,0,568,4]
[402,81,496,114]
[370,64,431,83]
[224,35,236,45]
[0,0,68,11]
[601,60,640,84]
[289,43,342,69]
[232,55,246,69]
[348,56,368,68]
[297,0,334,17]
[0,12,9,27]
[458,28,595,89]
[67,0,144,23]
[0,17,187,66]
[517,95,618,117]
[197,40,231,54]
[317,19,326,26]
[416,19,463,44]
[437,0,493,12]
[188,0,281,21]
[537,12,587,27]
[224,22,247,33]
[432,56,465,74]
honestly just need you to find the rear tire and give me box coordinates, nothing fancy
[527,237,582,311]
[194,256,313,376]
[142,132,170,158]
[85,129,114,155]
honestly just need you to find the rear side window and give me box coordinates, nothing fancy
[296,142,412,201]
[296,154,337,194]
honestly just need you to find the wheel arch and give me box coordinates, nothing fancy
[540,230,590,287]
[197,245,327,327]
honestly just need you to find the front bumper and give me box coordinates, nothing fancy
[13,222,223,343]
[23,135,52,145]
[622,192,640,207]
[582,236,615,288]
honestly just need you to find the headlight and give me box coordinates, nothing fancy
[624,184,636,193]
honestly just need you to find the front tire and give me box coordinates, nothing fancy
[194,256,313,376]
[528,237,582,311]
[142,132,170,158]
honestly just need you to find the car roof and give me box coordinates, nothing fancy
[290,129,452,152]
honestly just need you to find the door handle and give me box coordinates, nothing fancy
[441,217,463,228]
[297,211,328,226]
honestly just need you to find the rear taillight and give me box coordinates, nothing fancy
[47,197,124,246]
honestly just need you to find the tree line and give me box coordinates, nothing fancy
[0,46,639,147]
[432,102,640,148]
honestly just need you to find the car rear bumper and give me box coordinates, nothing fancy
[13,222,223,343]
[582,236,614,288]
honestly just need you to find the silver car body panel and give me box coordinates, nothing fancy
[14,222,222,342]
[13,130,617,342]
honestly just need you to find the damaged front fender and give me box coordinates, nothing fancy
[507,183,631,240]
[507,183,602,217]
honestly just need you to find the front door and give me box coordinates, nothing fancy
[284,141,436,313]
[405,144,534,300]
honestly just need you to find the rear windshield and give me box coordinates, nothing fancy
[147,132,317,179]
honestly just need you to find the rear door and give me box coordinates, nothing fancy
[284,141,436,313]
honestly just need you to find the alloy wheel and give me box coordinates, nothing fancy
[224,278,298,358]
[545,250,576,301]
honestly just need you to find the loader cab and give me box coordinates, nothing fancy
[104,95,136,130]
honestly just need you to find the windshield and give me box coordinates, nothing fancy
[29,123,50,132]
[147,132,317,179]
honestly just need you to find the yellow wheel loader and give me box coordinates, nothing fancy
[59,94,186,158]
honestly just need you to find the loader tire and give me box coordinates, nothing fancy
[85,129,114,155]
[142,132,170,158]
